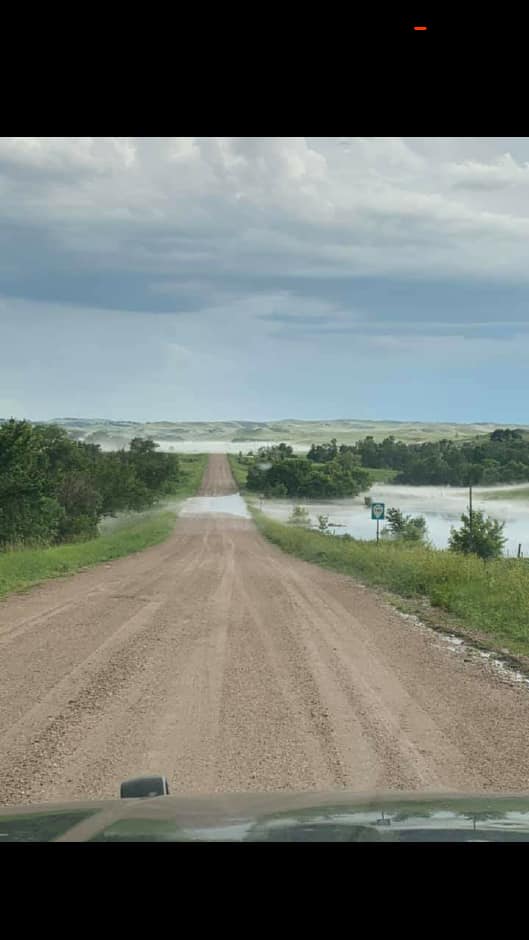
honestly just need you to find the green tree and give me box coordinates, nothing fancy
[263,482,288,498]
[385,507,427,543]
[248,454,370,499]
[307,439,338,463]
[55,470,101,540]
[257,442,293,461]
[337,449,360,470]
[449,510,506,560]
[0,422,182,549]
[0,420,59,545]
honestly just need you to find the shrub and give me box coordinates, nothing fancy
[288,505,311,527]
[449,510,506,560]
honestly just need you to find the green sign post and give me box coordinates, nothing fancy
[371,502,385,543]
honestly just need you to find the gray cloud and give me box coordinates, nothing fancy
[3,137,529,307]
[2,138,529,422]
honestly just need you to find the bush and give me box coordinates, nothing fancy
[288,505,311,527]
[264,483,288,498]
[449,510,506,560]
[384,507,428,543]
[246,445,371,498]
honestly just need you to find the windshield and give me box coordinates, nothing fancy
[1,137,529,840]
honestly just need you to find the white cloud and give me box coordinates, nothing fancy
[3,136,529,316]
[447,152,529,190]
[0,136,137,174]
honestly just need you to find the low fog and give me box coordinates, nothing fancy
[258,483,529,556]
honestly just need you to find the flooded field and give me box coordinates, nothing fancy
[150,440,308,454]
[255,483,529,556]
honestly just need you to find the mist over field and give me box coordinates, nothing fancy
[257,482,529,555]
[30,416,529,452]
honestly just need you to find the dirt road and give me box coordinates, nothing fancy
[1,453,529,806]
[197,454,238,495]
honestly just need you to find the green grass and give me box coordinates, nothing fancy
[251,509,529,660]
[0,512,178,598]
[170,453,208,499]
[0,454,208,599]
[364,467,399,483]
[483,486,529,501]
[228,454,248,490]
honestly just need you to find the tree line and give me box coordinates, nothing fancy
[242,443,371,498]
[307,429,529,485]
[239,440,509,558]
[0,420,181,548]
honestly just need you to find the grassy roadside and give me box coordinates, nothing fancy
[169,453,208,499]
[0,513,177,598]
[0,453,208,599]
[251,508,529,661]
[228,454,248,490]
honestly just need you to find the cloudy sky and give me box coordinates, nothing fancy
[2,136,529,424]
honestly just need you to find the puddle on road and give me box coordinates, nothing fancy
[439,632,529,686]
[438,634,465,650]
[399,614,529,689]
[180,494,251,518]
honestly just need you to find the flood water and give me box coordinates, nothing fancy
[150,440,308,454]
[180,494,250,518]
[256,484,529,556]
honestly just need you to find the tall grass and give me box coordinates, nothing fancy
[169,453,208,499]
[253,511,529,657]
[227,454,248,490]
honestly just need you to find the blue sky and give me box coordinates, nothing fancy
[2,136,529,423]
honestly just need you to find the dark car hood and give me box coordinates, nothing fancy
[4,790,529,841]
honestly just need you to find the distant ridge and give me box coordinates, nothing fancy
[3,417,525,450]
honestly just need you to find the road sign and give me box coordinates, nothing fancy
[371,502,385,520]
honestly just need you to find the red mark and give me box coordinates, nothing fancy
[414,26,428,30]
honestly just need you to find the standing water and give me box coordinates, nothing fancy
[257,483,529,556]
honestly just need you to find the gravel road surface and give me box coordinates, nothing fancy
[1,454,529,805]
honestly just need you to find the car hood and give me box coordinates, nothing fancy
[3,790,529,841]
